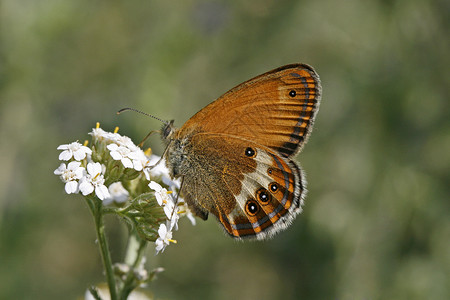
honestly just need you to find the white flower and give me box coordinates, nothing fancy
[79,162,110,200]
[155,223,175,254]
[107,142,149,173]
[146,156,180,188]
[114,135,139,151]
[57,141,92,161]
[177,201,197,226]
[146,155,167,177]
[149,181,182,229]
[103,182,129,205]
[91,125,150,174]
[164,177,181,190]
[89,127,116,142]
[149,181,171,206]
[107,144,134,168]
[54,161,85,194]
[142,156,157,181]
[163,198,176,220]
[128,149,150,172]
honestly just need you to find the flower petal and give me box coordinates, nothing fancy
[67,161,82,170]
[158,224,167,238]
[132,160,143,171]
[57,144,69,150]
[59,150,72,161]
[95,185,110,200]
[73,149,87,161]
[109,151,122,160]
[107,143,119,151]
[155,239,164,253]
[79,180,94,196]
[74,167,85,179]
[54,163,66,175]
[87,162,101,176]
[65,181,79,194]
[149,181,162,192]
[121,158,133,168]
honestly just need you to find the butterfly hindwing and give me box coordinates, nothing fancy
[178,134,304,239]
[222,143,304,239]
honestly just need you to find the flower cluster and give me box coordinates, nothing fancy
[54,124,195,254]
[54,143,110,199]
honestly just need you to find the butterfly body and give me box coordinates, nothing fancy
[162,64,321,240]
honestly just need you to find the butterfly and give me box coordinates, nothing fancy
[161,64,321,240]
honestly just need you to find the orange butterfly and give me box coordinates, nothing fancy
[162,64,321,239]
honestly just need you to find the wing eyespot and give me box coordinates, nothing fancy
[244,147,256,158]
[245,199,259,216]
[256,188,271,205]
[269,182,279,193]
[289,90,296,97]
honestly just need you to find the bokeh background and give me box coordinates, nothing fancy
[0,0,448,299]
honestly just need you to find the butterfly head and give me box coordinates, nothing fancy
[161,120,176,142]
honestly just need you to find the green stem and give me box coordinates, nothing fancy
[87,197,118,300]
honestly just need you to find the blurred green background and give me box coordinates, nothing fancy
[0,0,448,299]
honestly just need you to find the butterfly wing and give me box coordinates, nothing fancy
[170,64,320,239]
[179,133,304,239]
[178,64,321,158]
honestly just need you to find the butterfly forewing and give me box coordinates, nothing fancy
[179,64,321,158]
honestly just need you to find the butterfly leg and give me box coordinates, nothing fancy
[138,130,160,148]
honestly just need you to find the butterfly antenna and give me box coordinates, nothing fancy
[117,107,170,146]
[117,107,169,125]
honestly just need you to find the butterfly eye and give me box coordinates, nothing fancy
[245,199,259,216]
[244,147,256,157]
[256,188,271,204]
[289,90,296,97]
[269,182,279,193]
